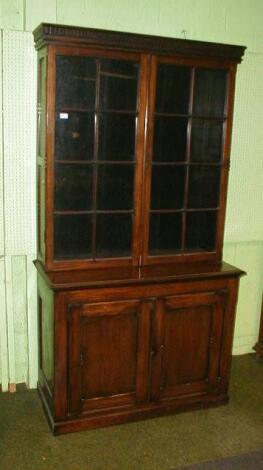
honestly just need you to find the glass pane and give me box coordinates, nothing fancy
[188,166,221,208]
[55,164,93,211]
[97,164,134,210]
[54,214,92,260]
[155,64,191,114]
[185,211,217,251]
[96,214,132,258]
[100,58,138,77]
[151,166,186,209]
[153,117,188,162]
[56,55,96,109]
[193,68,227,117]
[191,119,223,162]
[99,77,138,111]
[149,213,182,255]
[55,112,94,160]
[98,113,136,161]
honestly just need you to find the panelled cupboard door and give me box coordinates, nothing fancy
[150,291,227,401]
[68,299,151,414]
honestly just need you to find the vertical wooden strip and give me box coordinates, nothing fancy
[0,259,9,391]
[46,45,56,269]
[26,256,38,388]
[219,279,239,394]
[182,67,195,250]
[68,305,82,414]
[216,65,237,259]
[142,55,157,263]
[91,59,100,258]
[208,298,224,392]
[150,298,165,401]
[135,299,152,403]
[54,291,68,418]
[132,54,148,266]
[5,256,16,391]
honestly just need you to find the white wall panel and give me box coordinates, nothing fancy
[224,53,263,243]
[12,255,28,384]
[0,0,24,30]
[0,259,8,391]
[0,31,4,257]
[3,30,37,256]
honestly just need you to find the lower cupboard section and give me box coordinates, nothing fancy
[37,273,241,435]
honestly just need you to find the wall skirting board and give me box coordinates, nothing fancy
[0,3,263,390]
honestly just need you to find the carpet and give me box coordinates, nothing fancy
[174,450,263,469]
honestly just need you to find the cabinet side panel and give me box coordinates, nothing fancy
[37,272,54,396]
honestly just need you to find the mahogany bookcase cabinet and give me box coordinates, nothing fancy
[33,23,246,435]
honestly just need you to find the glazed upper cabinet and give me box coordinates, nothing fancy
[35,24,245,272]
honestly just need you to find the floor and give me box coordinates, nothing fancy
[0,354,262,470]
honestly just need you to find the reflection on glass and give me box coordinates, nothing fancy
[155,64,191,114]
[55,112,94,160]
[54,214,92,259]
[55,164,93,211]
[96,214,132,258]
[98,113,136,161]
[149,213,182,255]
[151,166,186,209]
[193,68,227,116]
[185,211,217,251]
[188,166,221,208]
[100,59,138,77]
[56,55,96,109]
[153,117,188,162]
[97,164,134,210]
[191,119,223,162]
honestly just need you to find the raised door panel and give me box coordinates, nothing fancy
[68,299,151,414]
[151,291,227,402]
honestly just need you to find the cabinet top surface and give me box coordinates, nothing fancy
[35,260,245,291]
[33,23,246,62]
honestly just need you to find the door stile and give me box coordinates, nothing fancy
[150,298,165,401]
[135,299,153,403]
[68,305,83,414]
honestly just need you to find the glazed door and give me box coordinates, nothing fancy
[142,55,233,265]
[47,46,147,270]
[68,299,151,414]
[150,291,227,401]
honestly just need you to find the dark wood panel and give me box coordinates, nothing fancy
[162,304,212,386]
[68,299,151,414]
[81,313,137,398]
[151,291,225,401]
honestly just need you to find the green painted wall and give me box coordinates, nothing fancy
[0,0,262,389]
